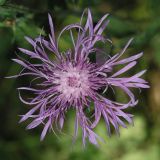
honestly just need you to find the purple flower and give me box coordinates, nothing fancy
[11,9,149,146]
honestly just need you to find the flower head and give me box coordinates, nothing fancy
[12,9,149,146]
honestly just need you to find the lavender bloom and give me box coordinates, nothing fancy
[12,9,149,146]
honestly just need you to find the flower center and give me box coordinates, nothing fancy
[67,76,79,87]
[56,67,90,100]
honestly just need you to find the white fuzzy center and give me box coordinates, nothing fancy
[56,67,89,99]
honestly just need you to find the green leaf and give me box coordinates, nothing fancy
[0,0,6,5]
[14,17,43,48]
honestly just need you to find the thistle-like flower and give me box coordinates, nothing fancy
[12,9,149,146]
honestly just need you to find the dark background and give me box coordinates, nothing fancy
[0,0,160,160]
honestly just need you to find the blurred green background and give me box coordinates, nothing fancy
[0,0,160,160]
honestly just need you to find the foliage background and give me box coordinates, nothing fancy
[0,0,160,160]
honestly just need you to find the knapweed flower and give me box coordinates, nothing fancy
[12,9,149,146]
